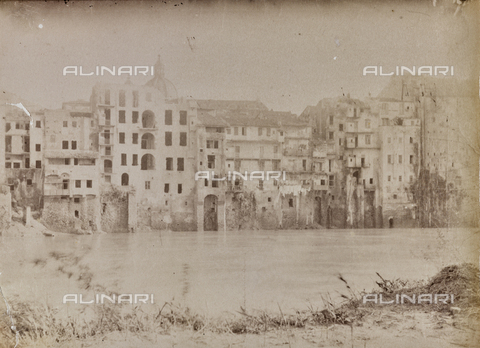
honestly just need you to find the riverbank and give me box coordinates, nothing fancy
[1,263,478,348]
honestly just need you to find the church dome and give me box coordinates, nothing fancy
[145,55,178,100]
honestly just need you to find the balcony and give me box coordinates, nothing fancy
[283,148,309,157]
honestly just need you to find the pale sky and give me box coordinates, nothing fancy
[0,0,477,114]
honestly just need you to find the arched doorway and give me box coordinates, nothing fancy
[141,154,155,170]
[141,133,155,149]
[104,159,112,173]
[204,195,218,231]
[121,173,129,186]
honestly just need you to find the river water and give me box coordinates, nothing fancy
[0,228,478,317]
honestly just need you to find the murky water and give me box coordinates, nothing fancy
[0,228,478,316]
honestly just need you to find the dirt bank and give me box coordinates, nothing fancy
[0,263,478,348]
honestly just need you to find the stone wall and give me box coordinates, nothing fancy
[42,197,75,232]
[0,185,11,232]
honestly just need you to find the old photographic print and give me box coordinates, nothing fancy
[0,0,479,347]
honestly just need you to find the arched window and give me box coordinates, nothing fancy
[104,159,112,173]
[141,154,155,170]
[142,110,155,128]
[121,173,129,186]
[141,133,155,149]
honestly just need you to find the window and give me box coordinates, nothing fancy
[132,154,138,166]
[65,158,70,165]
[410,155,413,164]
[410,137,413,143]
[388,155,392,164]
[121,153,127,166]
[207,140,219,149]
[369,178,373,184]
[119,90,125,107]
[63,121,68,127]
[132,133,138,144]
[226,128,231,134]
[180,132,187,146]
[105,176,111,183]
[164,183,169,193]
[258,128,263,136]
[365,135,371,145]
[145,181,151,190]
[399,176,402,182]
[365,119,371,128]
[179,111,187,125]
[204,179,208,187]
[321,179,325,185]
[132,91,139,108]
[35,144,41,152]
[207,155,215,169]
[242,127,246,136]
[62,141,69,149]
[119,132,125,144]
[398,155,402,164]
[329,132,334,140]
[105,146,111,156]
[13,162,20,168]
[74,158,79,165]
[165,110,172,125]
[72,121,77,128]
[329,115,334,125]
[165,132,172,146]
[36,121,41,128]
[177,158,184,171]
[87,180,92,188]
[388,175,391,182]
[132,111,139,123]
[71,141,77,150]
[25,158,30,168]
[119,110,126,123]
[75,180,81,188]
[74,197,80,203]
[177,184,182,194]
[104,109,111,125]
[339,124,343,131]
[289,198,294,207]
[166,157,173,170]
[329,175,334,186]
[75,210,79,218]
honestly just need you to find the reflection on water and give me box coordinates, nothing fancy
[0,228,478,315]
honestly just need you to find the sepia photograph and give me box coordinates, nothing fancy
[0,0,479,347]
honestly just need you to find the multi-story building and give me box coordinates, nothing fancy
[42,108,100,232]
[193,110,228,231]
[3,96,44,210]
[90,56,198,231]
